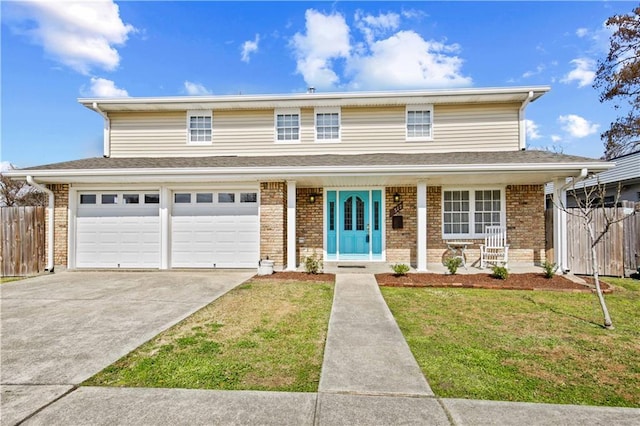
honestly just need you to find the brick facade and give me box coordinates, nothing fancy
[505,184,546,264]
[296,187,323,265]
[259,182,287,270]
[386,186,417,264]
[256,183,546,269]
[426,184,546,266]
[48,184,69,268]
[47,181,545,270]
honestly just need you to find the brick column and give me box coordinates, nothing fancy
[48,184,69,268]
[260,182,287,270]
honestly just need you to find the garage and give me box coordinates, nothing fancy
[75,192,161,268]
[171,190,259,268]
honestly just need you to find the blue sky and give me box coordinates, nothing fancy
[1,1,636,168]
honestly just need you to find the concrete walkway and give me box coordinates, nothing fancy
[4,272,640,425]
[318,273,432,396]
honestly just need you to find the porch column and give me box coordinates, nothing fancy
[416,180,428,271]
[552,178,568,273]
[286,180,297,271]
[160,186,171,270]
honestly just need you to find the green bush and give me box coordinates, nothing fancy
[391,263,410,276]
[542,261,558,279]
[304,252,323,274]
[491,265,509,280]
[444,257,463,275]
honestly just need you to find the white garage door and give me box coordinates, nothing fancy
[171,191,259,268]
[76,192,161,268]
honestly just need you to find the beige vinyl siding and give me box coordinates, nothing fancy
[108,103,521,157]
[434,103,520,152]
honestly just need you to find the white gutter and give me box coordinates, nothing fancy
[518,90,534,150]
[560,167,589,192]
[26,176,55,272]
[92,102,111,158]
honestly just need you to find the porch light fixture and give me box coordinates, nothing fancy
[393,192,401,203]
[309,193,317,203]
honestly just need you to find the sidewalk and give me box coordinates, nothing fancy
[7,273,640,425]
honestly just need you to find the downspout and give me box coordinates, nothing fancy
[26,176,55,272]
[518,90,534,150]
[560,168,589,192]
[92,102,111,158]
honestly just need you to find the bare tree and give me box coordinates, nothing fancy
[594,5,640,159]
[559,179,631,329]
[0,173,47,207]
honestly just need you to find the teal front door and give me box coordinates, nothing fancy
[340,191,369,256]
[326,190,382,260]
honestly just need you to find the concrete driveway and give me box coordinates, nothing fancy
[0,270,253,425]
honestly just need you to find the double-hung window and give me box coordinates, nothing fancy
[187,110,212,144]
[406,105,433,140]
[315,107,340,142]
[275,109,300,142]
[442,189,503,238]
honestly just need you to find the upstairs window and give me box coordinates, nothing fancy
[275,109,300,142]
[187,111,212,144]
[315,108,340,142]
[406,105,433,140]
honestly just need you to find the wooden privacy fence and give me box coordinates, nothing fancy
[546,202,640,277]
[0,206,45,277]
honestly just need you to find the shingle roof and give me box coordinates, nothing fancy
[22,151,608,171]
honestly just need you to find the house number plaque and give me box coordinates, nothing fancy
[390,201,404,217]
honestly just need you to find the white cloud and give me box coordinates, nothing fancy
[355,11,400,45]
[241,34,260,63]
[561,58,596,88]
[347,30,471,90]
[291,9,471,91]
[522,64,545,79]
[550,135,562,143]
[184,81,211,96]
[558,114,599,138]
[6,0,135,75]
[88,77,129,97]
[291,9,351,89]
[576,27,588,38]
[525,119,541,140]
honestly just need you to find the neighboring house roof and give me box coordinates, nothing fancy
[575,150,640,188]
[79,86,550,112]
[8,150,612,187]
[545,150,640,194]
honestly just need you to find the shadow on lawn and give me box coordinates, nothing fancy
[521,295,605,328]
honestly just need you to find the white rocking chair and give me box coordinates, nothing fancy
[480,226,509,269]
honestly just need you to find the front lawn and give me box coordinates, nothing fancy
[85,279,334,392]
[381,285,640,407]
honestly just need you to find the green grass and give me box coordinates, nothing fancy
[381,285,640,407]
[601,276,640,292]
[84,279,334,392]
[0,277,25,284]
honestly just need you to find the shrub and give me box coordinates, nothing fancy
[542,261,558,279]
[304,252,323,274]
[491,265,509,280]
[391,263,410,276]
[444,257,463,275]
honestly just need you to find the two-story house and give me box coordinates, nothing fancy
[9,87,612,272]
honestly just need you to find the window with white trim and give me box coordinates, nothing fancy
[187,110,212,144]
[442,189,503,238]
[406,105,433,140]
[275,109,300,142]
[315,108,340,142]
